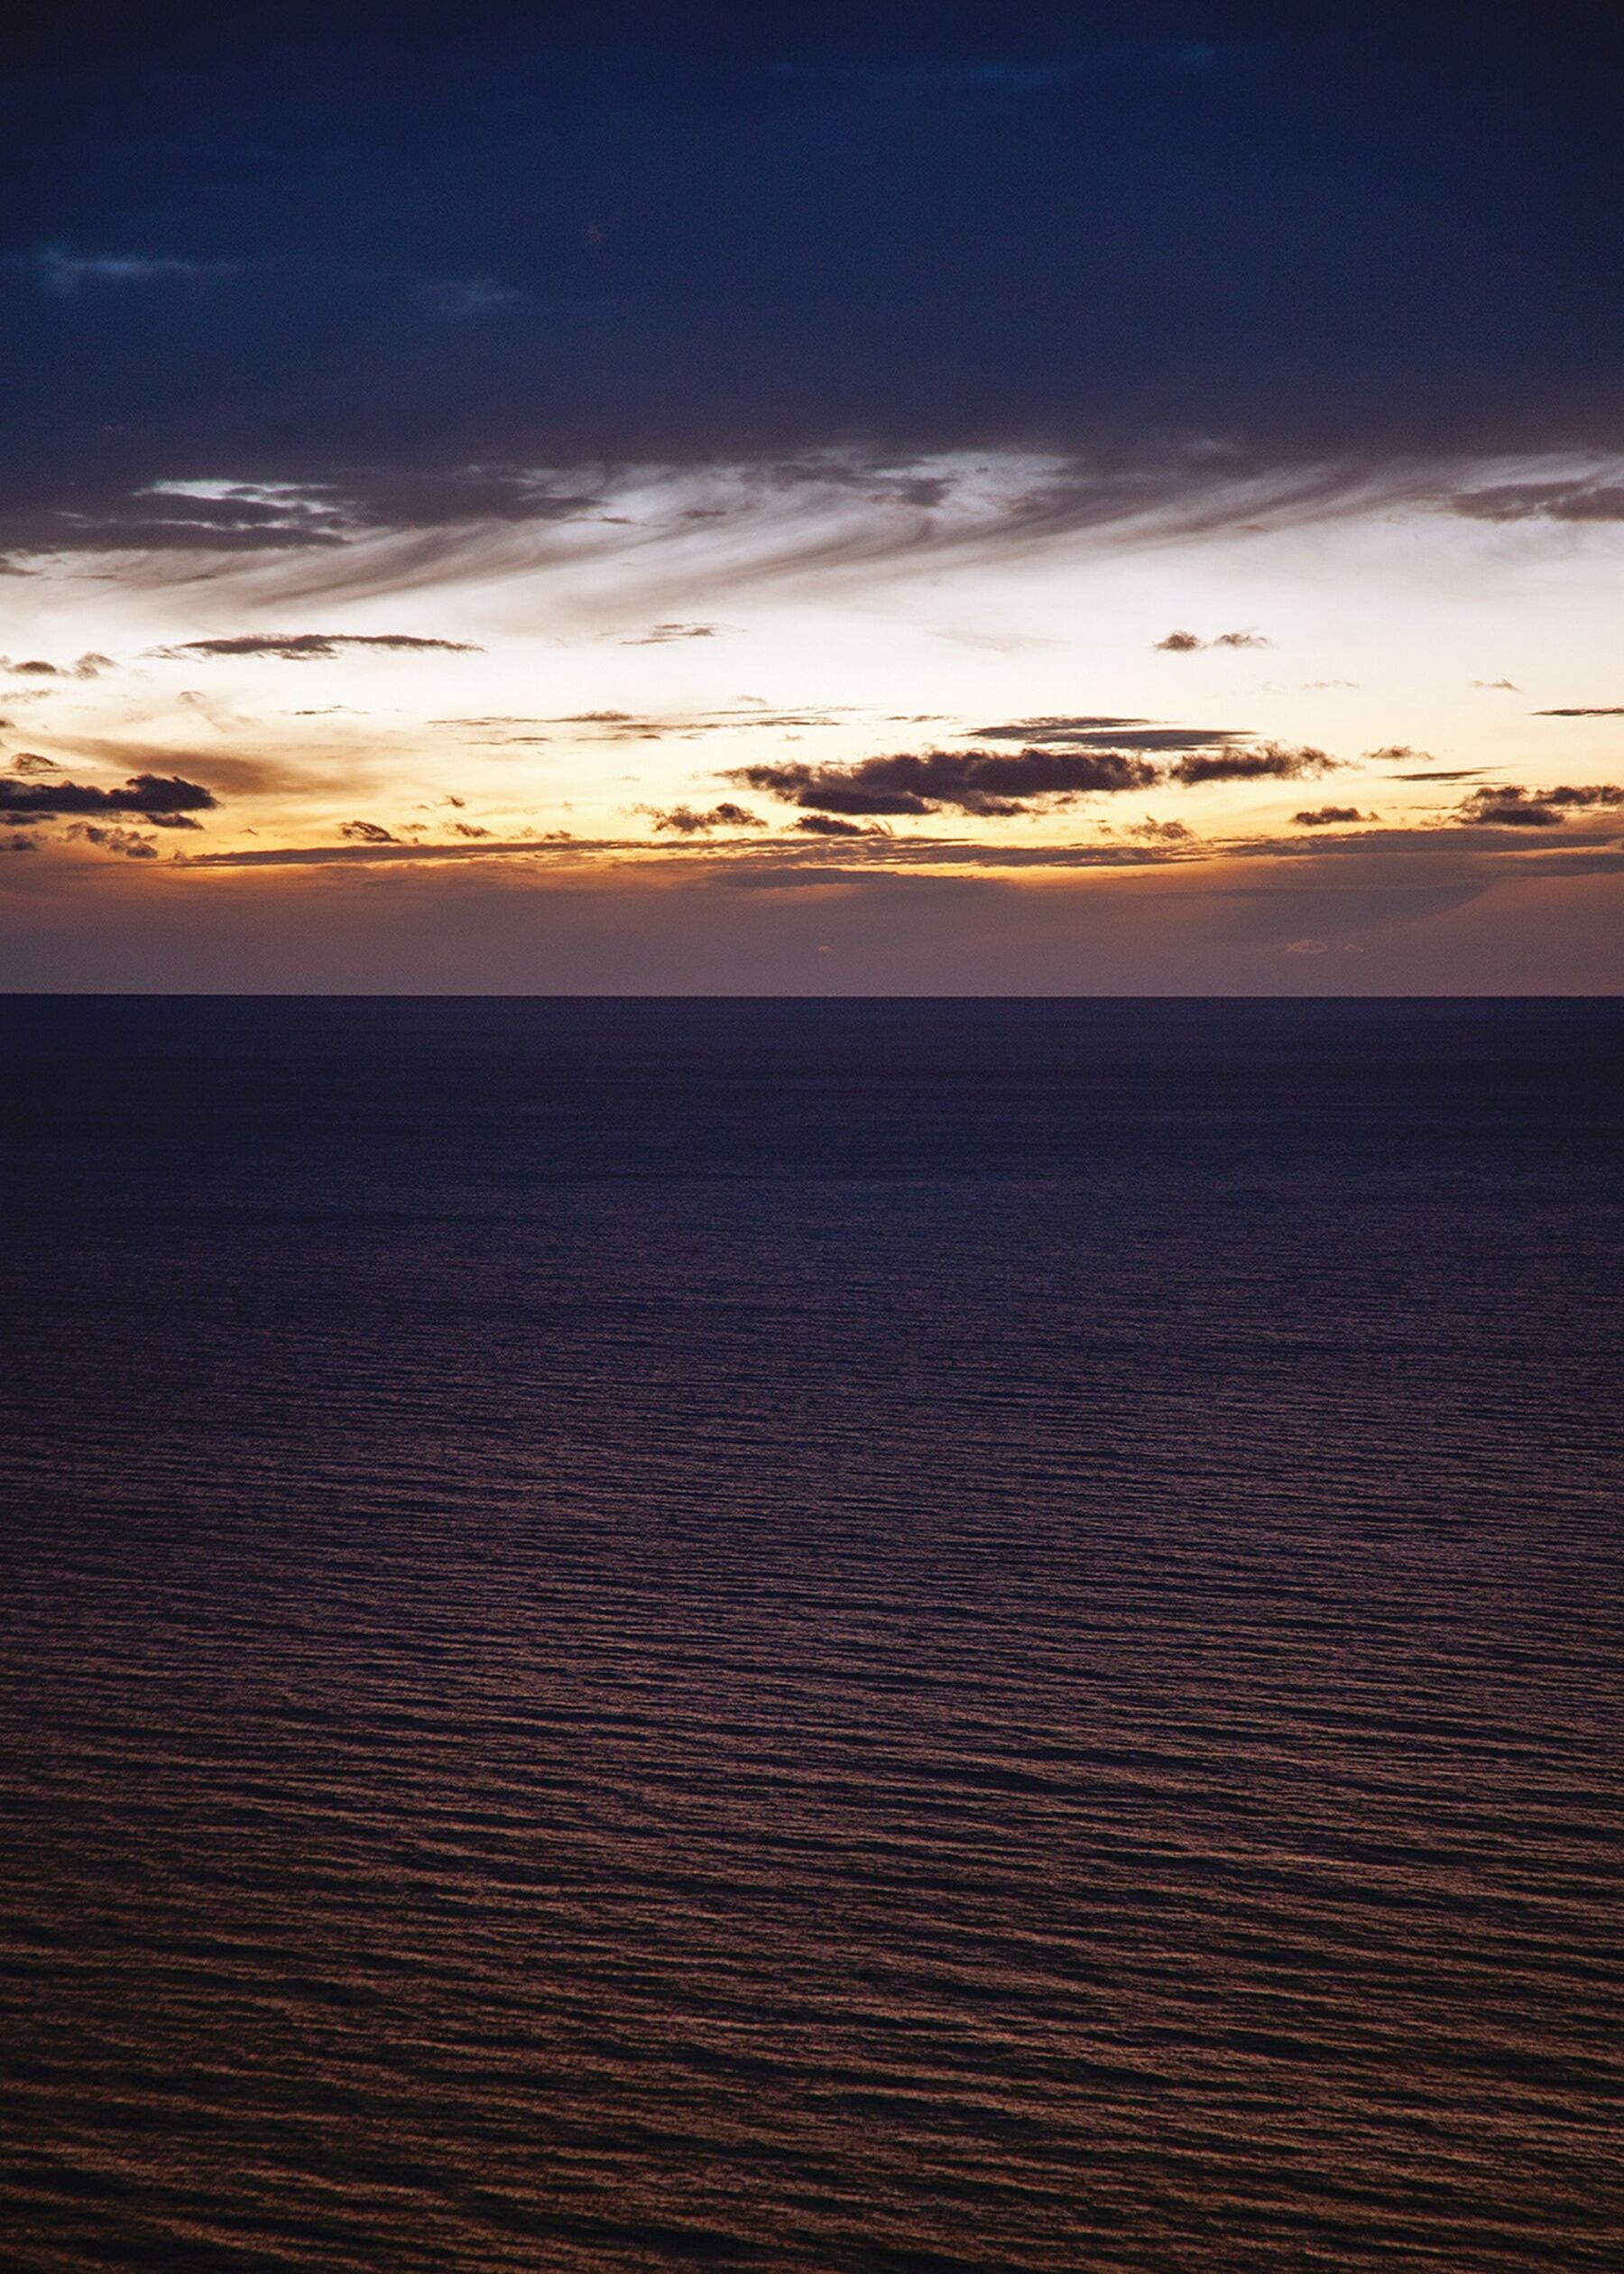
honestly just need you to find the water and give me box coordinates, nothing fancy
[1,997,1619,2271]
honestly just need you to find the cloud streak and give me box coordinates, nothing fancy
[150,633,481,661]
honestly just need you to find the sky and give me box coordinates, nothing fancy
[4,0,1622,992]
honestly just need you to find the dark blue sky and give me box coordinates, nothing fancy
[5,1,1621,541]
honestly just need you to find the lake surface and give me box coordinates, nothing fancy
[2,997,1619,2271]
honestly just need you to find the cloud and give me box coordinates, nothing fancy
[730,745,1161,818]
[1154,629,1269,652]
[1286,938,1330,953]
[184,836,576,867]
[151,633,481,661]
[1471,679,1519,691]
[647,801,759,834]
[1451,482,1624,522]
[1535,706,1624,716]
[339,818,399,843]
[0,772,217,822]
[623,622,720,643]
[1294,806,1368,827]
[448,820,492,838]
[790,814,889,837]
[3,832,37,853]
[1167,744,1337,785]
[7,752,60,775]
[36,246,237,293]
[1129,818,1195,842]
[428,278,521,316]
[64,824,160,858]
[1455,782,1624,828]
[971,715,1249,753]
[0,471,604,562]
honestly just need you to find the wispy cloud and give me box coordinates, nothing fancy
[34,245,238,293]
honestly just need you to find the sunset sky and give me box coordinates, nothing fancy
[5,3,1621,990]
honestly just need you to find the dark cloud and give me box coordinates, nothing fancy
[152,633,481,661]
[648,801,759,834]
[1155,629,1204,652]
[1213,630,1269,650]
[790,813,889,837]
[3,832,37,852]
[1294,806,1368,827]
[8,751,60,775]
[1368,744,1430,763]
[2,6,1620,563]
[1455,782,1624,827]
[731,746,1161,818]
[448,820,492,838]
[339,818,399,843]
[1535,706,1624,716]
[1167,744,1337,786]
[64,823,159,858]
[0,771,217,822]
[1128,818,1195,842]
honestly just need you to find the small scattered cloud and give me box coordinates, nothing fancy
[1294,806,1368,827]
[152,633,481,661]
[4,832,38,853]
[339,818,399,844]
[1455,782,1624,828]
[1534,706,1624,716]
[7,751,60,776]
[647,801,759,834]
[623,622,721,644]
[448,820,492,838]
[1156,628,1269,652]
[1471,678,1519,691]
[1128,818,1194,842]
[1286,938,1330,954]
[64,824,159,858]
[790,814,890,837]
[1367,744,1430,764]
[2,651,112,679]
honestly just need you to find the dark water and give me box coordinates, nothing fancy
[1,997,1619,2272]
